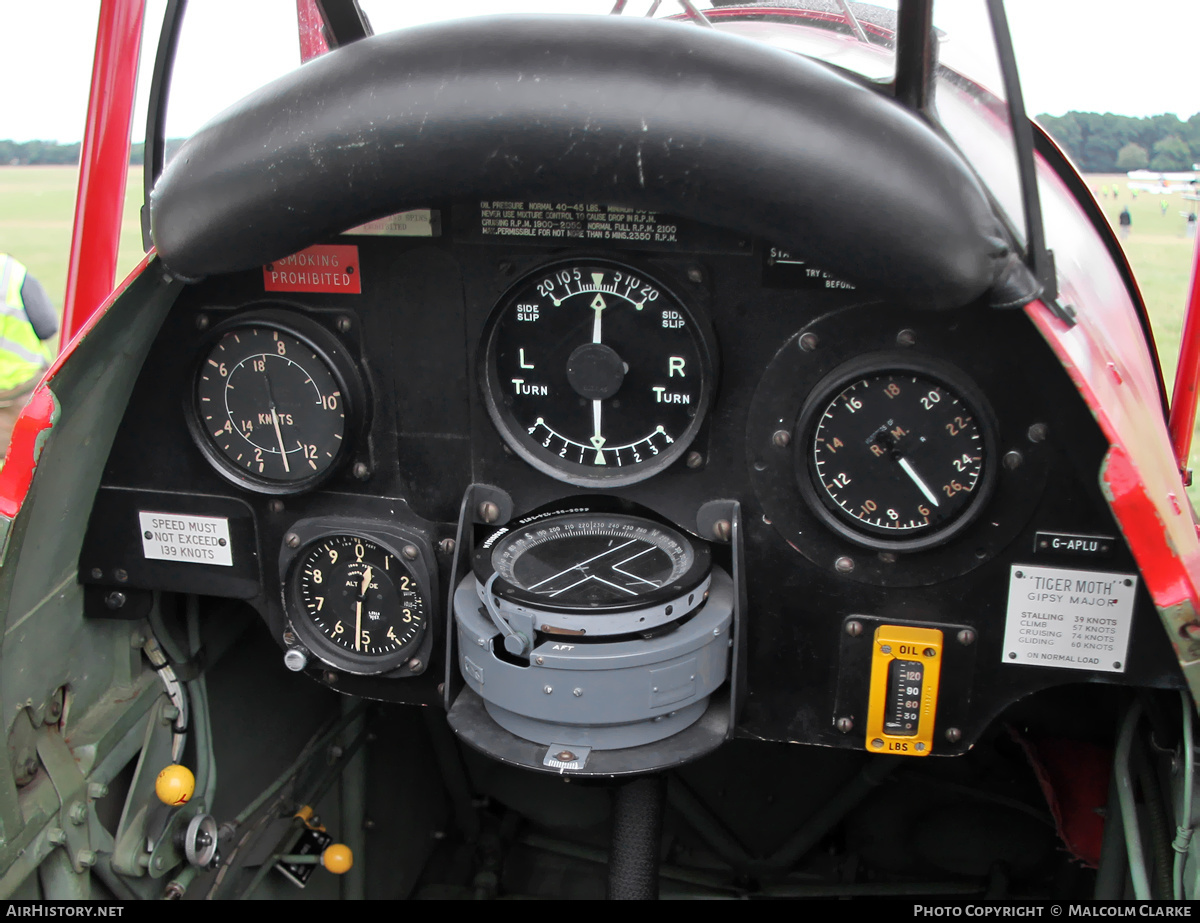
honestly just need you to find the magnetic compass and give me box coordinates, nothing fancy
[476,512,711,614]
[481,260,716,486]
[454,505,731,755]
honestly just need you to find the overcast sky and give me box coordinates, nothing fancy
[2,0,1196,144]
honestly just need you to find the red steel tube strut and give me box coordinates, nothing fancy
[62,0,145,347]
[1170,234,1200,488]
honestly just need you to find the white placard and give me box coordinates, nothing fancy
[139,511,233,567]
[1002,564,1137,673]
[342,209,435,237]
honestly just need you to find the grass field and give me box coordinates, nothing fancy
[0,164,1196,505]
[1086,173,1197,387]
[0,165,145,347]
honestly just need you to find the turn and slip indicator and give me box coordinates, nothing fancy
[865,625,943,757]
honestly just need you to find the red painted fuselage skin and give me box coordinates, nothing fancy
[1025,149,1200,653]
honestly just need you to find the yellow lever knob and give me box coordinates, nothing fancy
[322,843,353,875]
[154,765,195,806]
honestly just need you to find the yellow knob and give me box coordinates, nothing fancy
[322,844,353,874]
[154,765,195,806]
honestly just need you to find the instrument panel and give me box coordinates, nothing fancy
[80,207,1185,757]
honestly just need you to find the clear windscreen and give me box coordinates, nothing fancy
[140,0,1027,253]
[931,0,1028,246]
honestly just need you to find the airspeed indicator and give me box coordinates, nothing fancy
[188,313,366,495]
[481,260,715,486]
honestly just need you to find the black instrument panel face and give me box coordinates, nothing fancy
[85,223,1184,748]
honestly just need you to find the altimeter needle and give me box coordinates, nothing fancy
[897,457,939,508]
[355,566,373,652]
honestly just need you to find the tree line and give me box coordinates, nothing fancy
[6,114,1199,176]
[1037,111,1200,174]
[1,139,186,167]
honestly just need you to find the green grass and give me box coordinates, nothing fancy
[0,165,1196,505]
[1085,173,1199,507]
[0,166,147,342]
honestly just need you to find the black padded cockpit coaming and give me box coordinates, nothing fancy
[150,14,1006,309]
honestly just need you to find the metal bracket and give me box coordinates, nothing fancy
[695,500,747,735]
[543,744,592,772]
[696,499,737,544]
[34,721,92,873]
[111,695,183,876]
[444,484,515,712]
[1046,296,1078,328]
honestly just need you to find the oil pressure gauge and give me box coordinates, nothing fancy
[796,357,997,551]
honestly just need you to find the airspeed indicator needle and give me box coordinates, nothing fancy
[264,368,291,473]
[897,457,939,508]
[271,405,290,473]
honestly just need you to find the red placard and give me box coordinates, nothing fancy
[264,244,361,293]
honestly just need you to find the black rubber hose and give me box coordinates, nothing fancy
[608,775,666,900]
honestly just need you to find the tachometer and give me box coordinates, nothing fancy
[481,261,715,486]
[796,358,997,551]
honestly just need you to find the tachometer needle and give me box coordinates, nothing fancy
[897,457,939,507]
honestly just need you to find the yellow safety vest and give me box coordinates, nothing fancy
[0,257,50,392]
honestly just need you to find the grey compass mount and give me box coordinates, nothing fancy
[454,503,732,753]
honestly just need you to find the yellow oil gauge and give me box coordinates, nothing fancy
[865,625,943,756]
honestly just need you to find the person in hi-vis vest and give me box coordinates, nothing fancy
[0,255,58,460]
